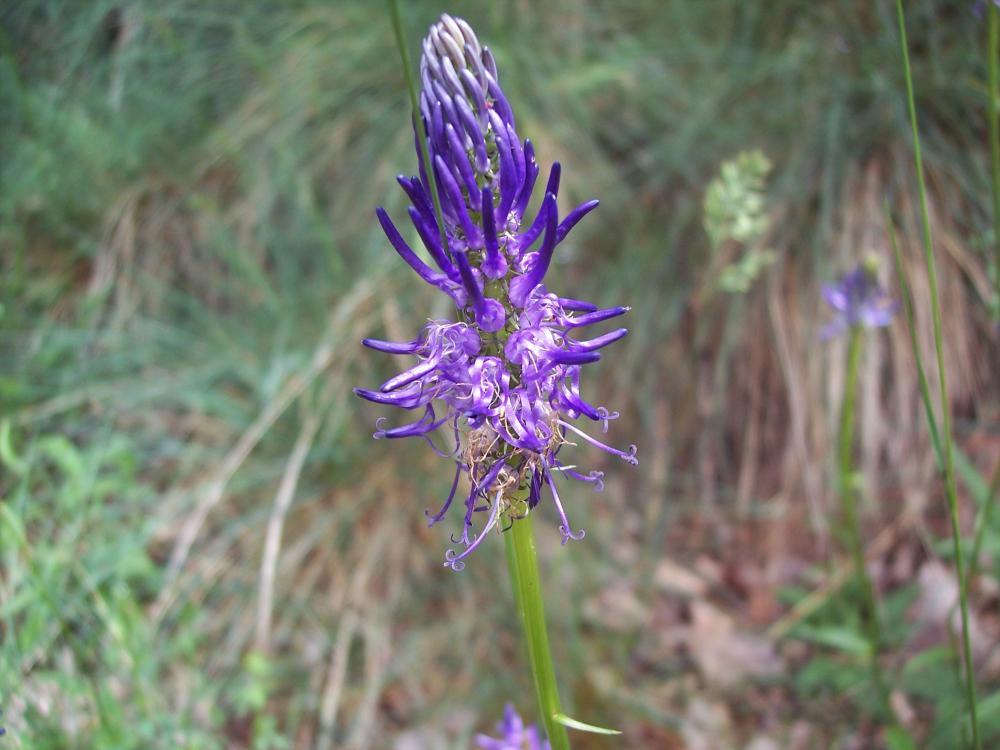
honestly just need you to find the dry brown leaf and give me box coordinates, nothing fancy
[680,697,736,750]
[681,601,782,688]
[583,582,650,632]
[910,561,990,661]
[655,558,710,598]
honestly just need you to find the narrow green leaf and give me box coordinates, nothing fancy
[896,2,981,745]
[553,713,622,735]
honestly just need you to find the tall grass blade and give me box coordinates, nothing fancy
[885,206,943,468]
[895,3,981,746]
[989,2,1000,319]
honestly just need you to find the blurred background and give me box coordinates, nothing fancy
[2,1,999,748]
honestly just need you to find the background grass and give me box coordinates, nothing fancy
[1,1,999,748]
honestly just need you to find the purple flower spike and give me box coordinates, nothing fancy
[476,704,551,750]
[820,260,898,340]
[356,15,635,568]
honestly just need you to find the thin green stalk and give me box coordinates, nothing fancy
[989,1,1000,319]
[886,206,944,469]
[890,210,993,746]
[896,3,981,747]
[504,513,571,750]
[837,328,891,719]
[386,0,448,256]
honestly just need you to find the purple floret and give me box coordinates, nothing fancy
[355,14,636,569]
[820,263,898,340]
[475,704,551,750]
[973,0,1000,20]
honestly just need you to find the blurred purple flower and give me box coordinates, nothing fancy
[355,14,635,569]
[820,263,897,340]
[973,0,1000,20]
[476,704,550,750]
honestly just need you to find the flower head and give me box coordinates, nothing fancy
[355,15,635,568]
[475,704,550,750]
[820,258,897,339]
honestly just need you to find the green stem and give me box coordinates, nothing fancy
[886,207,944,470]
[989,1,1000,320]
[888,206,976,748]
[837,328,891,719]
[896,4,981,746]
[504,512,571,750]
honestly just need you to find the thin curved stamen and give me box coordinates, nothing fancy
[558,419,638,465]
[561,467,605,491]
[444,489,502,570]
[417,430,463,459]
[596,406,620,433]
[544,463,585,544]
[459,456,507,532]
[426,461,464,525]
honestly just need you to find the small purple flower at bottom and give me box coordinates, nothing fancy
[820,260,897,339]
[475,704,550,750]
[973,0,1000,20]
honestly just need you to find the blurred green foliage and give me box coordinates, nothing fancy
[704,148,777,293]
[704,149,772,250]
